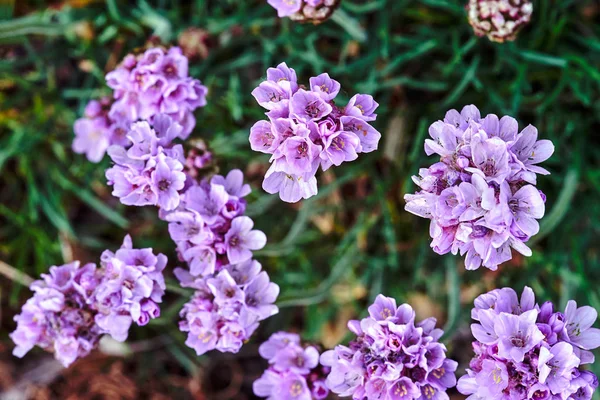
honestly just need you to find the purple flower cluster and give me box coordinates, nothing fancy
[267,0,340,23]
[73,47,207,163]
[10,236,166,367]
[254,332,330,400]
[105,114,187,211]
[458,287,600,399]
[467,0,533,43]
[10,261,102,367]
[175,259,279,355]
[250,63,381,203]
[92,235,167,342]
[106,46,207,139]
[404,105,554,271]
[320,295,457,399]
[162,169,267,277]
[73,97,130,162]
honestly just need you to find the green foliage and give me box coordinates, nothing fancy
[1,0,600,392]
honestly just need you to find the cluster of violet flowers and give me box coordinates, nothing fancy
[105,114,187,211]
[10,235,166,367]
[404,104,554,271]
[87,47,277,358]
[250,62,381,203]
[175,259,279,355]
[320,295,458,399]
[458,287,600,400]
[161,169,266,277]
[73,46,207,163]
[253,332,330,400]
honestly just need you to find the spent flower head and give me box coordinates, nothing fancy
[467,0,533,42]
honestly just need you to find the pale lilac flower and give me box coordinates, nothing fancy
[11,262,102,367]
[320,295,457,399]
[105,46,207,138]
[254,331,330,400]
[405,105,553,271]
[92,235,166,342]
[11,236,166,367]
[162,169,266,278]
[177,259,279,356]
[458,286,600,399]
[72,98,129,162]
[105,114,187,211]
[251,63,381,203]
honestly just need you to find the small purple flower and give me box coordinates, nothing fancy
[254,331,329,400]
[459,286,600,400]
[267,0,303,17]
[11,261,102,367]
[178,260,279,356]
[320,295,457,399]
[251,64,381,203]
[309,73,340,101]
[404,105,554,271]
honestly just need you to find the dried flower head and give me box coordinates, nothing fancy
[267,0,341,24]
[467,0,533,42]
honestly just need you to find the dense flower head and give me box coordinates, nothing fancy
[458,286,600,399]
[105,46,207,139]
[320,295,458,399]
[404,104,554,271]
[72,97,130,162]
[10,235,166,367]
[253,331,330,399]
[161,168,266,278]
[175,259,279,356]
[10,261,103,367]
[92,234,167,342]
[73,47,207,163]
[267,0,341,23]
[105,113,187,211]
[467,0,533,43]
[250,62,381,203]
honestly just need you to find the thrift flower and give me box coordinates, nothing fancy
[251,63,381,202]
[458,286,600,400]
[10,262,102,367]
[92,235,167,342]
[404,105,554,271]
[105,114,187,211]
[72,98,130,162]
[105,46,207,138]
[10,236,167,367]
[320,294,458,399]
[162,169,266,278]
[254,331,330,399]
[176,259,279,356]
[467,0,533,43]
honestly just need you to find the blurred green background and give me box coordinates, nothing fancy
[1,0,599,398]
